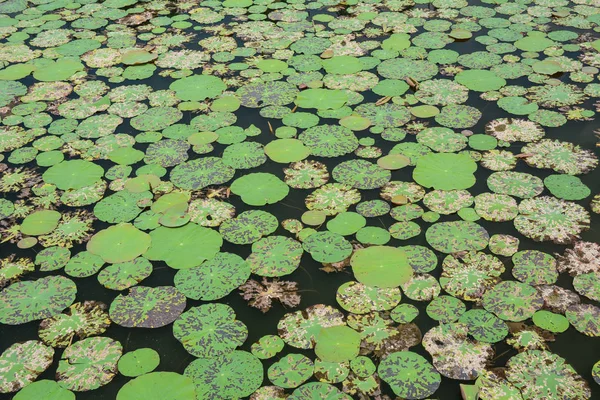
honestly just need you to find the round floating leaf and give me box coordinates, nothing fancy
[458,309,508,343]
[170,157,234,190]
[455,69,506,92]
[303,231,353,264]
[13,380,74,400]
[110,286,185,328]
[20,210,60,236]
[532,310,569,333]
[230,173,289,206]
[39,301,110,348]
[97,257,152,291]
[43,160,103,190]
[173,304,247,358]
[246,236,303,277]
[268,353,314,388]
[169,75,226,101]
[0,276,76,325]
[144,224,222,269]
[87,223,151,264]
[544,174,591,201]
[413,153,476,190]
[506,350,590,399]
[482,281,544,322]
[315,326,361,363]
[295,89,348,110]
[0,341,54,393]
[251,335,284,359]
[378,351,441,400]
[118,348,160,377]
[278,304,345,349]
[425,221,489,253]
[184,350,262,399]
[350,246,413,288]
[56,336,122,391]
[174,252,250,300]
[116,372,196,400]
[264,139,310,163]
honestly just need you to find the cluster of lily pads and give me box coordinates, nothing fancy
[2,0,600,398]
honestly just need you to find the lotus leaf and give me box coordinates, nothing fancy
[174,252,250,300]
[482,281,544,322]
[118,348,160,377]
[425,221,489,253]
[56,336,122,391]
[13,380,75,400]
[268,353,314,388]
[87,223,151,264]
[423,323,493,380]
[0,276,76,325]
[315,326,361,363]
[289,382,351,400]
[116,372,196,400]
[303,231,353,264]
[20,210,60,236]
[332,159,391,190]
[299,125,359,158]
[295,89,348,110]
[39,301,110,348]
[413,153,477,190]
[184,351,262,399]
[506,350,590,399]
[264,139,310,163]
[251,335,284,359]
[458,309,508,343]
[109,286,186,328]
[278,304,345,349]
[220,210,278,245]
[0,341,54,393]
[378,351,441,400]
[351,246,413,288]
[173,303,247,358]
[144,224,222,269]
[170,157,235,190]
[246,236,302,277]
[169,75,226,101]
[230,173,289,206]
[43,160,103,190]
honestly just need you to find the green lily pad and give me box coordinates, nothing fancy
[350,246,413,288]
[56,336,122,391]
[173,303,247,358]
[268,353,314,388]
[109,286,186,328]
[0,276,76,325]
[0,341,54,393]
[87,223,151,264]
[39,301,110,348]
[174,252,250,300]
[413,153,477,190]
[315,326,361,363]
[20,210,60,236]
[230,173,289,206]
[118,348,160,377]
[184,351,262,399]
[144,224,222,269]
[378,351,441,400]
[169,75,226,101]
[116,372,196,400]
[13,380,75,400]
[43,160,104,190]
